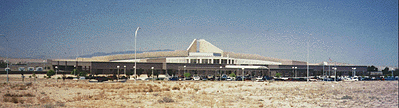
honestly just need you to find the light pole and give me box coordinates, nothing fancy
[242,68,245,82]
[151,67,154,82]
[184,65,186,80]
[134,27,140,83]
[307,34,311,82]
[117,66,120,81]
[352,67,356,77]
[220,66,222,81]
[124,65,126,78]
[133,66,136,82]
[1,34,9,83]
[328,64,331,81]
[332,67,337,82]
[55,66,58,82]
[292,67,297,78]
[74,65,76,76]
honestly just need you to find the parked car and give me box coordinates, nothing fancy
[193,76,201,81]
[200,76,208,81]
[169,77,179,81]
[236,76,244,81]
[255,76,264,82]
[262,76,273,80]
[221,74,228,80]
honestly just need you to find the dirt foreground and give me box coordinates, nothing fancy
[0,75,398,108]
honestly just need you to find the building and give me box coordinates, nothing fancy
[49,39,367,77]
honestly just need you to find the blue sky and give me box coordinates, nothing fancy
[0,0,397,66]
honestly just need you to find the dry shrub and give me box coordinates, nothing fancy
[341,95,353,100]
[3,97,22,103]
[4,93,35,97]
[73,95,94,101]
[162,88,170,91]
[172,86,180,90]
[149,87,154,92]
[132,100,141,103]
[37,95,51,103]
[158,97,174,103]
[43,103,56,108]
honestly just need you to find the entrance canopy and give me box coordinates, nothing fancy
[225,65,269,69]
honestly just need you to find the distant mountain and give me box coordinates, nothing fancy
[77,49,175,58]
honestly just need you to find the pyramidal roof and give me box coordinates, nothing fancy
[187,39,223,54]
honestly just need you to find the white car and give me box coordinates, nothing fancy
[193,76,201,81]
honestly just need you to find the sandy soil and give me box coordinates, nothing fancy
[0,75,398,108]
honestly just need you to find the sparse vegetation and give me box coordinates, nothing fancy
[229,73,236,77]
[0,76,397,108]
[47,70,55,77]
[172,86,180,90]
[341,95,353,100]
[158,97,174,103]
[184,73,191,78]
[275,73,281,78]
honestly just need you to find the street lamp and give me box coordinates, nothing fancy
[352,67,356,77]
[151,67,154,82]
[292,67,297,78]
[242,68,245,82]
[117,66,120,81]
[133,66,136,82]
[134,27,140,83]
[124,65,126,78]
[184,65,186,80]
[332,67,337,82]
[55,66,58,82]
[220,66,222,81]
[307,34,311,82]
[74,65,76,76]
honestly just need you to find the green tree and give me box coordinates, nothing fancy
[0,61,7,68]
[367,65,378,72]
[275,73,281,78]
[184,72,191,78]
[229,73,236,77]
[382,67,390,76]
[32,72,36,78]
[47,70,56,77]
[71,69,78,76]
[79,71,87,77]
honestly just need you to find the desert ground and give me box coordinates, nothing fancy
[0,74,398,108]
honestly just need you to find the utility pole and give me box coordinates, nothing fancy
[134,27,140,83]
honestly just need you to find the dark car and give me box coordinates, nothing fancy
[200,76,208,81]
[244,76,252,81]
[169,77,179,81]
[236,76,244,81]
[96,77,109,82]
[221,74,228,80]
[262,76,273,80]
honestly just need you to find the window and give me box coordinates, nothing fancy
[221,59,227,64]
[213,59,220,64]
[202,59,208,64]
[190,59,197,64]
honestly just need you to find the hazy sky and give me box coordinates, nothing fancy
[0,0,397,66]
